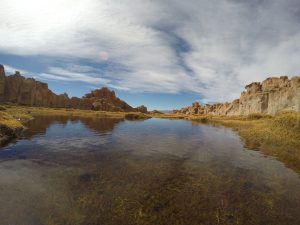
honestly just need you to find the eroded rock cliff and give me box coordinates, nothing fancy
[176,76,300,116]
[0,65,5,102]
[0,65,147,113]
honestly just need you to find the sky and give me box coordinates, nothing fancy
[0,0,300,110]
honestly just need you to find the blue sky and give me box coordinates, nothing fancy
[1,0,300,110]
[0,53,201,110]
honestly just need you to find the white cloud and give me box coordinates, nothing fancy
[46,67,109,84]
[0,0,300,103]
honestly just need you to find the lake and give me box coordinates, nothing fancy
[0,116,299,225]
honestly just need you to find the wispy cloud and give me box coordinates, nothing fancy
[46,67,109,84]
[1,0,300,103]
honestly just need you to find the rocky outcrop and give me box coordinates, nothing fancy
[0,65,147,113]
[176,76,300,116]
[2,71,72,108]
[82,88,134,112]
[0,65,5,102]
[135,105,148,113]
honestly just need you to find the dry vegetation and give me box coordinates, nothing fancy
[0,106,30,145]
[124,113,151,120]
[1,104,149,121]
[0,105,32,137]
[0,111,24,130]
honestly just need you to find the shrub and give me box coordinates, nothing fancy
[247,113,272,120]
[190,116,210,123]
[199,117,208,123]
[273,112,300,131]
[125,113,150,120]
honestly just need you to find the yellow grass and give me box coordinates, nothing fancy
[1,104,151,131]
[5,105,127,119]
[0,111,24,130]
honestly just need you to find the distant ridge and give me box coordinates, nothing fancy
[0,64,147,113]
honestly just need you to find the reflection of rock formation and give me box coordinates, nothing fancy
[176,76,300,115]
[23,116,69,138]
[24,116,124,139]
[79,117,124,133]
[0,65,147,113]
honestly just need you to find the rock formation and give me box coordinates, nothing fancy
[0,65,147,113]
[134,105,148,113]
[81,88,135,112]
[0,65,5,102]
[176,76,300,116]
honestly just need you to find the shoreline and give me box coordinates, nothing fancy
[0,125,23,146]
[153,112,300,173]
[0,105,150,147]
[1,105,299,174]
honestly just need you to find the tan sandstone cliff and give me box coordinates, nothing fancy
[0,65,5,102]
[0,65,147,113]
[176,76,300,116]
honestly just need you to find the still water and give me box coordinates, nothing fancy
[0,116,299,225]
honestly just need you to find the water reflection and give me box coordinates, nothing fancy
[0,117,299,225]
[24,116,124,138]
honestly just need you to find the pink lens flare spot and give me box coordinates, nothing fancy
[100,51,109,61]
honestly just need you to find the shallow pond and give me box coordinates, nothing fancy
[0,116,299,225]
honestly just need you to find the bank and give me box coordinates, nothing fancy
[153,111,300,174]
[0,105,151,146]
